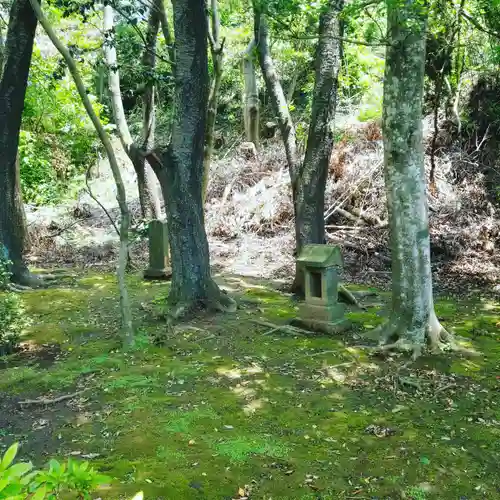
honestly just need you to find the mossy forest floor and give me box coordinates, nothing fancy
[0,271,499,499]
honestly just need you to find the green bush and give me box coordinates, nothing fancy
[0,442,111,499]
[20,48,105,205]
[0,443,143,499]
[0,254,30,356]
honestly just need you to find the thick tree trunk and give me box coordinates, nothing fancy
[202,0,224,204]
[379,0,448,356]
[151,0,234,315]
[292,0,344,295]
[31,0,135,346]
[242,39,260,148]
[103,4,160,220]
[0,0,37,285]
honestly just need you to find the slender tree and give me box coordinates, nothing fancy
[146,0,235,316]
[103,1,161,219]
[203,0,225,204]
[254,0,344,296]
[30,0,135,347]
[242,39,260,148]
[377,0,454,356]
[0,0,38,285]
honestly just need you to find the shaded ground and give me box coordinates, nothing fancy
[0,272,499,499]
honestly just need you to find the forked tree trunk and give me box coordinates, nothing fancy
[242,39,260,148]
[0,0,37,285]
[202,0,224,205]
[149,0,235,315]
[31,0,135,347]
[379,0,448,356]
[103,3,160,219]
[292,0,344,295]
[254,2,343,296]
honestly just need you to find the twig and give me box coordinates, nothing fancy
[250,319,311,336]
[19,390,85,406]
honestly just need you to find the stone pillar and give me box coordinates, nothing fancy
[144,219,171,280]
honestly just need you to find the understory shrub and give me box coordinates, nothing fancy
[0,253,30,356]
[20,48,105,205]
[0,443,143,499]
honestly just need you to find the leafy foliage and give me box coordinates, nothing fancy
[20,47,105,205]
[0,255,29,356]
[0,442,111,499]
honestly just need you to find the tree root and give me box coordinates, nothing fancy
[364,316,481,360]
[19,390,86,406]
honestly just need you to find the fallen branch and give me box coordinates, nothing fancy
[19,390,86,406]
[250,319,311,336]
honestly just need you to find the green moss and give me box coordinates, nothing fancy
[1,272,499,499]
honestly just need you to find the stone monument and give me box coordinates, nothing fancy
[144,220,172,280]
[293,244,350,334]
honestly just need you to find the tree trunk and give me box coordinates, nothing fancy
[202,0,224,205]
[254,2,344,297]
[150,0,235,315]
[31,0,135,347]
[379,0,448,356]
[292,0,344,296]
[0,0,37,285]
[103,3,160,220]
[254,7,299,181]
[242,39,260,148]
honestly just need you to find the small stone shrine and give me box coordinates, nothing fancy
[144,219,172,280]
[293,244,350,333]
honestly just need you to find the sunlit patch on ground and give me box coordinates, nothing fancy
[0,271,498,499]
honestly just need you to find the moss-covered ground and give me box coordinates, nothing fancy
[0,272,499,499]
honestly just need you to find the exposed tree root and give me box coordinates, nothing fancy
[19,390,86,406]
[366,316,481,360]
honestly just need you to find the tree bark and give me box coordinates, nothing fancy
[379,0,448,357]
[292,0,344,295]
[103,3,160,220]
[0,0,37,285]
[254,1,344,296]
[150,0,235,315]
[31,0,135,347]
[242,39,260,148]
[254,6,299,182]
[202,0,224,205]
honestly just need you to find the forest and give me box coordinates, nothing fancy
[0,0,499,498]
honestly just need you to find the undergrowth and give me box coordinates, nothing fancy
[0,272,498,499]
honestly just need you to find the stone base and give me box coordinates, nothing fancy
[298,302,345,323]
[143,267,172,281]
[290,317,351,335]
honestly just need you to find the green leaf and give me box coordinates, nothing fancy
[48,460,60,474]
[420,456,430,465]
[5,462,33,479]
[31,485,47,500]
[1,443,19,471]
[0,477,8,492]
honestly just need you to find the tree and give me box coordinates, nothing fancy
[203,0,225,204]
[377,0,453,357]
[254,0,344,296]
[0,0,38,285]
[30,0,135,347]
[242,39,260,148]
[146,0,235,316]
[103,0,161,220]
